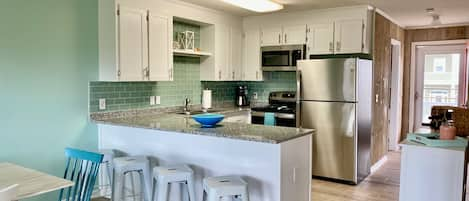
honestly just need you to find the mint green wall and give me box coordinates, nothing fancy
[0,0,98,200]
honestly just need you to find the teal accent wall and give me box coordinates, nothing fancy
[0,1,98,200]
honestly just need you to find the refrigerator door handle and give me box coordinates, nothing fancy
[296,70,302,128]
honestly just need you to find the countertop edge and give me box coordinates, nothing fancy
[92,119,314,144]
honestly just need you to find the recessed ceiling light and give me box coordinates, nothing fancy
[221,0,284,13]
[426,8,435,14]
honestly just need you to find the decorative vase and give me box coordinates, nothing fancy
[440,121,457,140]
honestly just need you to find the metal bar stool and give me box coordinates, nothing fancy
[152,164,195,201]
[112,156,152,201]
[203,176,249,201]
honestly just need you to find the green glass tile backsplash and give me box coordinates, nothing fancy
[201,72,297,103]
[89,21,296,113]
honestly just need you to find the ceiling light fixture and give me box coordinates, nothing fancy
[221,0,284,13]
[426,8,442,27]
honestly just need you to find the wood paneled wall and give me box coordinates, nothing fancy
[401,26,469,140]
[371,13,405,164]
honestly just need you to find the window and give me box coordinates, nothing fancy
[433,57,446,72]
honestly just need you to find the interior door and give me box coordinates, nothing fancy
[334,19,364,54]
[148,13,172,81]
[242,28,262,81]
[261,26,283,46]
[283,24,307,45]
[307,23,335,55]
[414,44,467,131]
[117,6,147,81]
[301,101,356,182]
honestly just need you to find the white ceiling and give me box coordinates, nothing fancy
[179,0,469,28]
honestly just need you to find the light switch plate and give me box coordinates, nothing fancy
[253,92,258,100]
[99,99,106,110]
[155,96,161,105]
[150,96,156,105]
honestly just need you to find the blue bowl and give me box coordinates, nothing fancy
[191,113,224,128]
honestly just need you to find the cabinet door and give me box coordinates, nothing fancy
[231,27,243,81]
[242,28,262,81]
[215,24,231,80]
[148,13,173,81]
[334,19,364,54]
[307,23,334,55]
[117,6,147,81]
[283,24,307,45]
[260,26,282,47]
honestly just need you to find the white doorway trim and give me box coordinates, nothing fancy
[388,38,403,151]
[408,39,469,133]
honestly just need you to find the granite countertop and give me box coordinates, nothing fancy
[92,108,314,144]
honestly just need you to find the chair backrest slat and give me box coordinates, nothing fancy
[58,148,103,201]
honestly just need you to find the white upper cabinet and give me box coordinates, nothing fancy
[307,23,335,55]
[215,24,231,81]
[98,2,173,81]
[334,19,364,54]
[242,28,262,81]
[148,13,173,81]
[231,27,243,80]
[260,26,283,46]
[283,24,307,45]
[117,6,147,81]
[261,25,307,47]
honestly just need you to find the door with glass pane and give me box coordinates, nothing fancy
[414,44,467,130]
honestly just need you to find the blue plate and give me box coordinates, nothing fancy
[191,113,224,128]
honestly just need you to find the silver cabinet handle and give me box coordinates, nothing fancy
[256,71,259,79]
[278,34,281,44]
[284,34,287,44]
[219,70,222,80]
[329,42,334,52]
[232,71,235,80]
[336,41,341,52]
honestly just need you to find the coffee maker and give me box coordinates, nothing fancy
[236,86,249,107]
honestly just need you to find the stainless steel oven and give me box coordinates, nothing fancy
[261,45,306,71]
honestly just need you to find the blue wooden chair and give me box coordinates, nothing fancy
[58,148,104,201]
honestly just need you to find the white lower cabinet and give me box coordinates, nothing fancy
[242,28,262,81]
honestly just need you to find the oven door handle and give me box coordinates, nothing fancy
[251,111,296,120]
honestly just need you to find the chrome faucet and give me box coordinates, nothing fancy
[184,98,191,114]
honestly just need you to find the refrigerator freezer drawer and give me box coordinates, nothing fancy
[298,59,357,102]
[301,101,357,182]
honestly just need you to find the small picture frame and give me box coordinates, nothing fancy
[184,31,195,51]
[177,32,186,49]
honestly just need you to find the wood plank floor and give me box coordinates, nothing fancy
[311,152,401,201]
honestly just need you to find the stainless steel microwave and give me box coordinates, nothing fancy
[261,45,306,71]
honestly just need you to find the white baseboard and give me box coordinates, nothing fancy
[371,155,388,173]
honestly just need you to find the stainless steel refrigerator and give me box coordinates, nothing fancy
[297,58,372,184]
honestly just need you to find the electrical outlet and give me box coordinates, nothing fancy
[99,99,106,110]
[253,92,258,100]
[155,96,161,105]
[150,96,156,105]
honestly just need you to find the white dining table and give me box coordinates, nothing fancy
[0,162,74,200]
